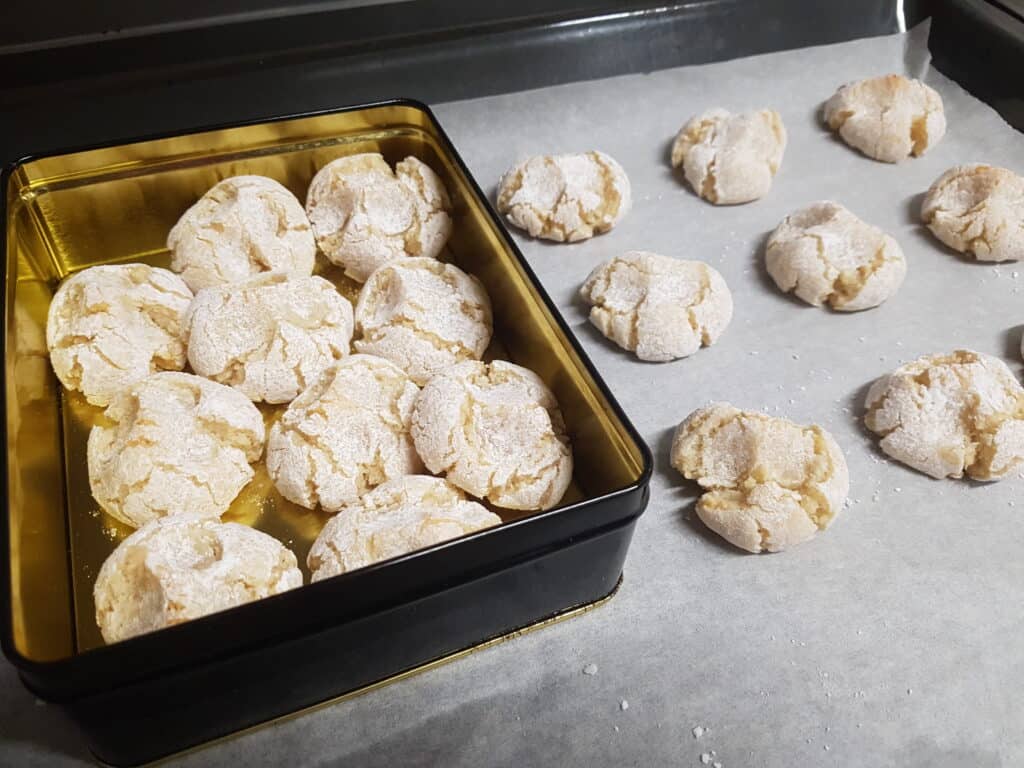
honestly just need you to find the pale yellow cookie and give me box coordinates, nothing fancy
[671,403,849,553]
[920,165,1024,262]
[46,264,193,407]
[266,354,422,511]
[766,202,906,311]
[87,372,265,528]
[168,175,315,291]
[354,257,492,385]
[496,151,631,242]
[824,74,945,163]
[305,154,452,283]
[94,513,301,644]
[186,273,353,403]
[865,350,1024,480]
[579,251,732,361]
[411,360,572,511]
[307,475,501,581]
[671,109,786,204]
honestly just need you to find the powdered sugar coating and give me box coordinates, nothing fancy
[921,165,1024,263]
[766,201,906,311]
[411,360,572,511]
[186,273,353,404]
[496,151,631,242]
[671,403,849,553]
[824,74,945,163]
[354,257,492,385]
[671,109,786,205]
[305,154,453,283]
[579,251,733,362]
[46,264,193,406]
[865,350,1024,480]
[87,372,266,528]
[94,513,301,644]
[266,354,422,511]
[307,475,501,581]
[167,175,315,291]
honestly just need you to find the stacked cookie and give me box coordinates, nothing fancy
[46,155,574,644]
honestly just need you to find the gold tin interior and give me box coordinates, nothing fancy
[4,102,646,662]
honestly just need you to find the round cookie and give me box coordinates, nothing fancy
[579,251,733,362]
[266,354,422,511]
[354,257,492,385]
[671,403,849,553]
[88,372,265,528]
[824,74,945,163]
[307,475,502,581]
[920,165,1024,263]
[46,264,193,406]
[670,108,786,205]
[496,151,631,242]
[186,273,354,404]
[305,153,452,283]
[865,350,1024,480]
[168,175,315,291]
[411,360,572,511]
[94,513,302,644]
[766,202,907,311]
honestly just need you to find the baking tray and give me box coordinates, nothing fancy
[0,100,652,765]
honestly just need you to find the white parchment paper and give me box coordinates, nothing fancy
[4,21,1023,768]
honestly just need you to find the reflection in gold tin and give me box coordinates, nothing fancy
[5,103,646,661]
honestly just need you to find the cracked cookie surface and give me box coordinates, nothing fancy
[94,513,301,644]
[671,403,849,553]
[579,251,732,361]
[267,354,422,511]
[824,74,945,163]
[670,109,786,205]
[305,153,452,283]
[46,264,193,407]
[187,273,353,403]
[354,257,492,385]
[920,165,1024,263]
[168,175,315,291]
[766,201,906,311]
[87,372,266,528]
[307,475,501,581]
[496,151,631,242]
[865,350,1024,480]
[411,360,572,511]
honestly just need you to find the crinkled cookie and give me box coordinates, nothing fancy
[496,151,631,242]
[671,403,849,553]
[354,257,492,385]
[305,153,452,283]
[46,264,193,406]
[766,202,907,311]
[824,74,945,163]
[670,109,786,205]
[307,475,502,581]
[411,360,572,511]
[87,372,266,528]
[579,251,733,362]
[168,175,316,291]
[865,350,1024,480]
[186,273,353,404]
[266,354,422,511]
[94,513,301,644]
[920,165,1024,263]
